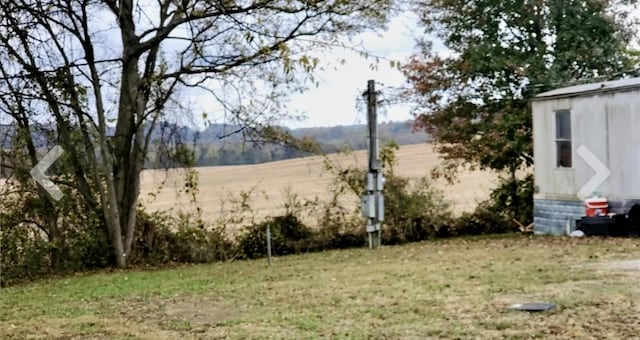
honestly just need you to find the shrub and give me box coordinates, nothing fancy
[449,174,532,236]
[171,223,234,263]
[488,173,534,225]
[0,225,52,286]
[62,226,112,270]
[0,187,110,286]
[237,214,317,259]
[314,193,367,249]
[381,175,453,244]
[451,205,512,236]
[129,210,235,265]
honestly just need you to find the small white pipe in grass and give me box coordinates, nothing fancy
[266,224,272,267]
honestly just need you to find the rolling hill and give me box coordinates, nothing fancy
[140,143,499,227]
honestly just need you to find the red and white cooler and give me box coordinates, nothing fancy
[585,197,609,217]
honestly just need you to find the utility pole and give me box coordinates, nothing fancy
[362,80,384,249]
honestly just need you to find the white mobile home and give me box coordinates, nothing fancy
[532,77,640,235]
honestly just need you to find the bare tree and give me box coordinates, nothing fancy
[0,0,394,267]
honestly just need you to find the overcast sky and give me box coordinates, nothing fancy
[284,12,424,128]
[178,11,427,131]
[283,4,640,129]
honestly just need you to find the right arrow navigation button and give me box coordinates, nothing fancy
[576,145,610,200]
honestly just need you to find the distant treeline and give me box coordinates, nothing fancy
[181,120,429,167]
[0,121,429,173]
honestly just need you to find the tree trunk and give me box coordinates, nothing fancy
[113,1,154,263]
[111,225,126,267]
[112,8,143,265]
[123,129,144,257]
[103,176,126,268]
[47,217,62,270]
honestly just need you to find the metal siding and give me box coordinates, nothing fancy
[532,100,549,193]
[571,96,608,196]
[606,91,640,199]
[533,88,640,201]
[532,98,574,198]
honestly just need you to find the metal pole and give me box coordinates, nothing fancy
[266,224,272,267]
[367,80,379,172]
[365,79,382,249]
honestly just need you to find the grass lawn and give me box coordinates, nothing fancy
[2,235,640,339]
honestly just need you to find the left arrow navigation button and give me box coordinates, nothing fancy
[30,145,64,201]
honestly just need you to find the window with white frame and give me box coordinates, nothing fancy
[555,110,572,168]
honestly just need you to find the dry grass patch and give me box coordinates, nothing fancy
[2,235,640,339]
